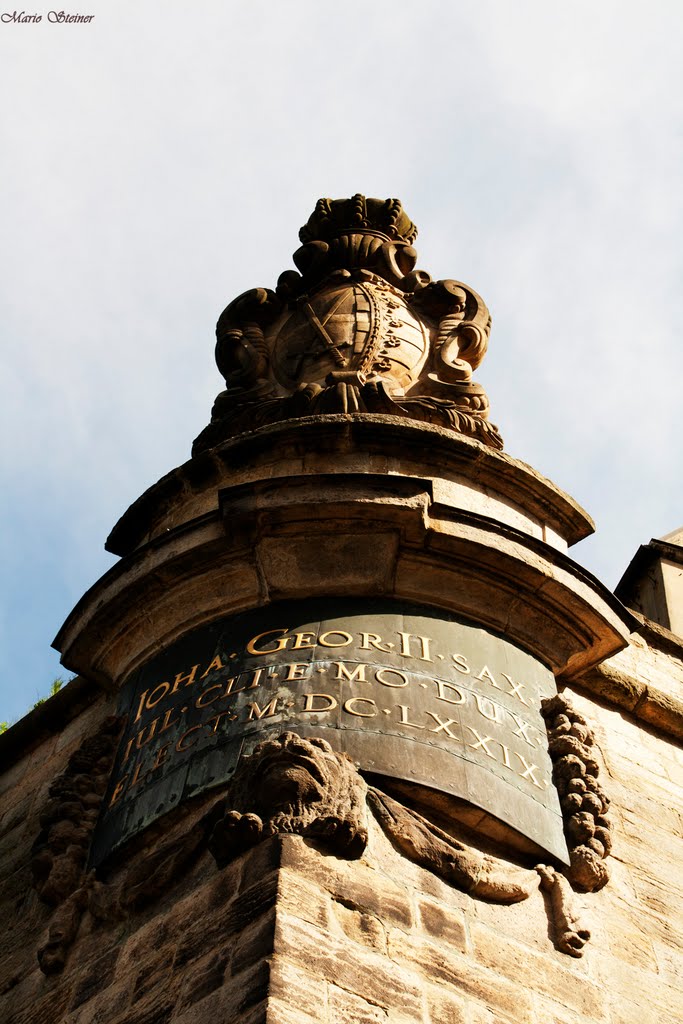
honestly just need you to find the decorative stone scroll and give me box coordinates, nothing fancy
[193,195,502,454]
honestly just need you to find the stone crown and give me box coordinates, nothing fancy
[299,194,418,246]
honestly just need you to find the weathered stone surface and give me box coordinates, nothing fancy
[208,733,368,868]
[424,985,469,1024]
[328,982,388,1024]
[57,415,630,700]
[3,199,683,1024]
[193,195,504,454]
[268,955,328,1019]
[2,635,681,1024]
[274,908,424,1015]
[279,832,414,931]
[416,896,468,948]
[470,923,606,1018]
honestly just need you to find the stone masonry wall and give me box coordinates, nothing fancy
[0,653,682,1024]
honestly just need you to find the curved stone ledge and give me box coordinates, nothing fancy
[105,416,594,558]
[55,466,634,693]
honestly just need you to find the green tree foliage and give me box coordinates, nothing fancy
[1,677,68,734]
[32,678,65,707]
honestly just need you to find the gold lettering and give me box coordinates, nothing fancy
[501,673,528,705]
[499,742,513,769]
[135,717,159,749]
[247,668,264,688]
[474,694,502,723]
[415,634,433,662]
[292,631,316,650]
[129,760,146,788]
[397,632,433,662]
[109,774,129,806]
[359,632,393,653]
[246,698,279,721]
[206,710,234,733]
[133,688,149,723]
[343,697,377,717]
[195,684,224,709]
[435,680,465,705]
[476,666,500,689]
[451,653,470,674]
[200,655,224,679]
[375,667,408,688]
[171,663,200,694]
[284,663,310,682]
[145,682,170,709]
[335,662,367,683]
[159,706,182,734]
[318,630,353,648]
[151,744,169,771]
[510,711,534,745]
[223,671,261,696]
[303,693,338,712]
[515,753,545,788]
[397,631,412,657]
[466,727,497,759]
[246,628,291,655]
[121,737,135,765]
[176,725,202,752]
[397,704,425,729]
[426,712,458,738]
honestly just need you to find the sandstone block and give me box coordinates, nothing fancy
[269,954,328,1018]
[416,897,468,949]
[273,910,422,1015]
[470,923,606,1019]
[328,982,388,1024]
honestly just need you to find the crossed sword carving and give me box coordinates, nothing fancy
[298,292,351,367]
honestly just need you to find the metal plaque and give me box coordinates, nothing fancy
[91,599,568,864]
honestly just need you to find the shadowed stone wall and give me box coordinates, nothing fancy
[1,620,681,1023]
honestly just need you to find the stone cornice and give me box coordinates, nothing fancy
[106,416,595,557]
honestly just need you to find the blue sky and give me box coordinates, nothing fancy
[1,1,682,723]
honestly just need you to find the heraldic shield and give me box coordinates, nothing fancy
[193,195,503,452]
[271,274,430,394]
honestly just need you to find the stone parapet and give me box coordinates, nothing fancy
[55,417,633,692]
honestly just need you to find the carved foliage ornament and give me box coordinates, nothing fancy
[193,195,502,454]
[209,732,596,959]
[31,716,124,909]
[541,693,612,892]
[33,705,609,972]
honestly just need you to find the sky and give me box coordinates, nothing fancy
[1,1,681,724]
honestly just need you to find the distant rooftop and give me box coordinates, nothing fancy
[616,528,683,638]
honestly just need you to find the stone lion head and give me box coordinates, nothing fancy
[209,731,368,864]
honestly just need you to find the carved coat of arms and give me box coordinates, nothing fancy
[194,195,502,453]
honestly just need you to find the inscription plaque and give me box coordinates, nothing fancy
[92,599,569,864]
